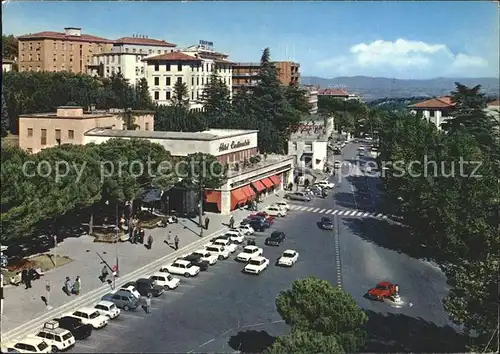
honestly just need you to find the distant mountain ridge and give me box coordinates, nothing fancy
[301,76,499,101]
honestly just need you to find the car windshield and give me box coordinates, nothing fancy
[89,311,100,319]
[38,342,48,351]
[243,248,255,254]
[62,333,72,340]
[185,263,192,268]
[249,259,261,266]
[167,275,173,281]
[283,252,295,258]
[322,218,332,223]
[376,284,388,290]
[270,232,281,238]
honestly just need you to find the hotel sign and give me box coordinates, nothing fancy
[219,139,251,152]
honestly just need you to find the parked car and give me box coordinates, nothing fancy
[6,338,50,353]
[243,256,269,275]
[277,250,299,267]
[319,217,334,230]
[237,224,254,235]
[52,317,92,340]
[224,230,245,243]
[250,213,275,224]
[177,254,209,271]
[149,272,180,289]
[94,300,120,319]
[34,321,75,352]
[236,245,263,262]
[117,285,141,299]
[367,281,399,301]
[265,231,286,246]
[265,205,287,217]
[284,192,311,202]
[274,201,290,211]
[66,308,108,329]
[314,180,335,189]
[210,238,238,253]
[124,278,164,297]
[204,244,231,260]
[191,249,218,265]
[246,219,267,232]
[164,259,200,277]
[101,291,140,311]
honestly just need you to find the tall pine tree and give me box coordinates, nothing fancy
[201,71,233,128]
[134,78,154,110]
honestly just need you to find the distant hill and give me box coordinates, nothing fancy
[301,76,499,101]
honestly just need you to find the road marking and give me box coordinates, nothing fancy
[377,213,383,217]
[382,215,388,219]
[305,207,315,212]
[357,211,364,216]
[241,322,265,329]
[324,210,332,214]
[319,209,326,213]
[271,320,285,324]
[119,313,144,319]
[363,212,369,217]
[312,208,321,213]
[220,328,233,336]
[345,211,353,216]
[331,210,338,215]
[199,338,215,348]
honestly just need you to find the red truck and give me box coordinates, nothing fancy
[367,281,399,301]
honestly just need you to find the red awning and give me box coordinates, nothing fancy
[243,185,256,200]
[261,178,274,189]
[251,180,266,192]
[231,188,247,210]
[204,191,221,211]
[269,175,281,186]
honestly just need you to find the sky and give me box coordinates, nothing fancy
[3,1,499,80]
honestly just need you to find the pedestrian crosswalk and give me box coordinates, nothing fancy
[288,204,390,219]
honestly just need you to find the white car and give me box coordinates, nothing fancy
[8,337,51,353]
[192,249,218,265]
[274,201,290,211]
[211,238,238,253]
[236,245,263,262]
[238,224,255,235]
[265,205,287,217]
[164,259,200,277]
[277,249,299,267]
[33,322,75,352]
[149,272,180,289]
[315,180,335,189]
[224,230,245,243]
[67,307,108,329]
[94,300,121,319]
[243,256,270,275]
[205,244,231,259]
[118,285,141,299]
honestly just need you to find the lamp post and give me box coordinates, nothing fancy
[198,184,204,237]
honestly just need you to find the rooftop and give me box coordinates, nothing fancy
[85,128,258,141]
[488,99,500,107]
[143,51,202,62]
[17,31,112,43]
[317,88,349,96]
[227,154,294,178]
[114,36,176,47]
[408,96,455,109]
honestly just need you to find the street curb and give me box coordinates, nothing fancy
[1,226,229,343]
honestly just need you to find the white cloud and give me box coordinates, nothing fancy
[317,38,490,78]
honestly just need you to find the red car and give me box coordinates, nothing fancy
[367,281,399,300]
[250,212,275,224]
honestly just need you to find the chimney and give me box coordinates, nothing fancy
[64,27,82,37]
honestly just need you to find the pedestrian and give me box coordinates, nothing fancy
[166,231,172,245]
[144,293,152,314]
[63,276,72,296]
[72,276,81,295]
[21,269,28,289]
[147,235,153,250]
[25,269,32,289]
[139,228,145,244]
[174,235,179,250]
[204,217,210,230]
[229,215,234,229]
[100,265,109,283]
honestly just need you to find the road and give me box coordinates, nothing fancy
[66,141,463,353]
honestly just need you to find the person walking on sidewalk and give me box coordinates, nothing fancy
[21,269,29,289]
[100,265,109,283]
[63,277,72,296]
[166,231,172,245]
[174,235,179,250]
[229,215,235,229]
[147,235,153,250]
[144,294,152,314]
[204,217,210,230]
[25,269,33,289]
[72,276,81,295]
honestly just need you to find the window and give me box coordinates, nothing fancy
[145,122,150,131]
[191,77,194,85]
[125,48,129,53]
[41,129,47,146]
[177,64,182,71]
[166,77,171,85]
[154,91,159,100]
[166,64,171,71]
[191,91,194,99]
[196,77,199,85]
[68,130,74,139]
[55,129,61,144]
[149,49,152,54]
[27,128,33,137]
[154,77,159,85]
[36,53,40,61]
[154,63,159,71]
[429,110,435,117]
[177,77,182,84]
[29,54,32,61]
[202,77,204,85]
[166,92,171,99]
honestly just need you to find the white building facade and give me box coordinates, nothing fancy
[409,96,455,130]
[84,128,293,214]
[88,35,177,85]
[143,51,233,109]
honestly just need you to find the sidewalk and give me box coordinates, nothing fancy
[1,194,283,333]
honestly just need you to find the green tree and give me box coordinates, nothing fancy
[154,105,206,132]
[105,72,135,109]
[171,80,190,107]
[134,78,154,110]
[201,71,233,128]
[284,84,312,115]
[2,35,18,60]
[265,329,344,354]
[275,277,368,352]
[1,88,10,137]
